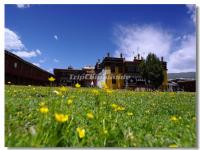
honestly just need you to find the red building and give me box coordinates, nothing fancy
[54,66,95,87]
[5,50,54,86]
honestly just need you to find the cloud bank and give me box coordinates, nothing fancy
[5,27,42,58]
[114,24,172,60]
[5,28,24,50]
[113,6,196,73]
[113,24,196,73]
[16,4,30,8]
[186,4,196,25]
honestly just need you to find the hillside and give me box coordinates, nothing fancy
[168,72,195,79]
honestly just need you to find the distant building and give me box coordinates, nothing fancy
[168,78,196,92]
[5,50,169,90]
[54,66,95,87]
[95,53,168,90]
[5,50,54,86]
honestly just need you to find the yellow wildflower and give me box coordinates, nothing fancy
[145,110,150,114]
[87,112,94,119]
[92,89,100,95]
[106,89,113,94]
[193,117,196,121]
[127,112,133,116]
[76,127,85,138]
[17,111,22,116]
[48,76,55,82]
[39,102,45,106]
[75,83,81,88]
[170,116,178,122]
[116,106,125,111]
[55,113,69,123]
[60,86,68,92]
[67,99,73,105]
[111,104,118,109]
[39,107,49,114]
[103,129,108,134]
[169,144,178,148]
[53,90,61,95]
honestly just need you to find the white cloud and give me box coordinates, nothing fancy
[113,24,172,60]
[5,27,42,58]
[16,4,30,8]
[54,35,58,40]
[53,58,59,63]
[33,63,41,67]
[113,24,196,73]
[168,35,196,73]
[5,28,24,50]
[36,49,41,55]
[186,4,196,24]
[12,50,42,58]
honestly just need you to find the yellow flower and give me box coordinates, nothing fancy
[76,127,85,138]
[67,99,73,105]
[169,144,178,148]
[87,112,94,119]
[170,116,178,122]
[116,106,125,111]
[193,117,196,121]
[17,111,22,116]
[39,107,49,114]
[92,89,100,95]
[106,89,113,94]
[103,129,108,134]
[145,110,150,114]
[55,113,69,123]
[48,76,55,82]
[127,112,133,116]
[111,104,118,109]
[60,86,68,92]
[53,90,61,95]
[39,102,45,106]
[75,83,81,88]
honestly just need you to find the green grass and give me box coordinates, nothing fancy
[5,85,196,147]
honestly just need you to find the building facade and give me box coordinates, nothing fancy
[95,53,168,90]
[54,66,95,87]
[5,50,168,90]
[5,50,54,86]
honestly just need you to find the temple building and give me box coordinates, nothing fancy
[5,50,53,86]
[5,50,168,90]
[54,66,95,87]
[95,53,168,90]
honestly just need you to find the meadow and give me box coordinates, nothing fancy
[5,85,196,147]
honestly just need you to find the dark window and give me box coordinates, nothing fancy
[118,66,123,73]
[111,66,115,73]
[112,78,116,84]
[14,62,17,69]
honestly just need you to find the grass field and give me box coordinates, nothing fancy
[5,85,196,147]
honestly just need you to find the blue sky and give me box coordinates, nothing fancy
[5,4,196,73]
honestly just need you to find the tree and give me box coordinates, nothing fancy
[139,53,164,90]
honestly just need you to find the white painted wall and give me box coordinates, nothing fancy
[97,69,106,88]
